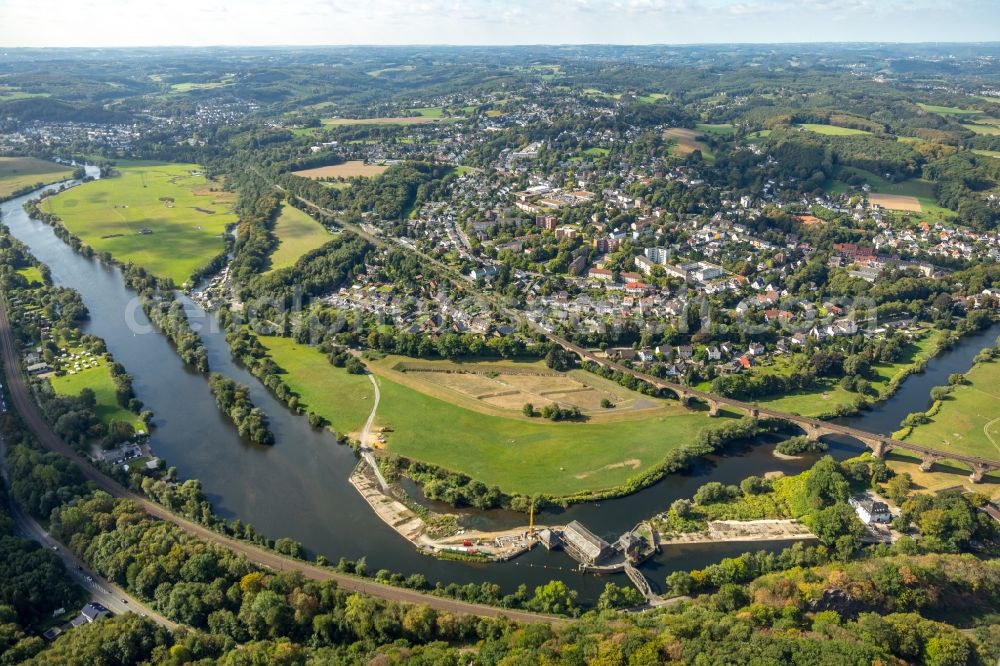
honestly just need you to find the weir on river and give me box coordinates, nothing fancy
[4,173,998,602]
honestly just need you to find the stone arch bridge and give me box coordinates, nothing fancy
[550,335,1000,484]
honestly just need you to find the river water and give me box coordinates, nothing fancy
[3,175,996,602]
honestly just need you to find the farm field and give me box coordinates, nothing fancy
[321,115,456,127]
[869,193,922,212]
[291,161,389,179]
[260,338,724,497]
[0,156,74,199]
[663,128,714,163]
[798,123,870,136]
[49,354,144,431]
[903,356,1000,463]
[266,204,331,272]
[826,166,953,218]
[40,162,236,285]
[755,329,944,418]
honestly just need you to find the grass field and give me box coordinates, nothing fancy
[410,106,445,118]
[755,329,944,417]
[0,157,74,199]
[695,123,737,135]
[259,337,727,496]
[963,122,1000,136]
[973,150,1000,160]
[291,161,389,179]
[637,93,668,104]
[383,356,665,418]
[16,266,44,285]
[267,204,331,272]
[904,356,1000,462]
[885,451,1000,499]
[582,147,610,157]
[367,65,416,77]
[917,103,981,116]
[798,123,870,136]
[49,357,144,431]
[0,86,49,101]
[41,162,236,284]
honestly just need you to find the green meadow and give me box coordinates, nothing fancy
[16,266,44,286]
[267,204,332,272]
[917,103,981,116]
[41,162,236,284]
[695,123,737,135]
[799,123,870,136]
[0,157,74,199]
[637,93,668,104]
[963,122,1000,136]
[904,356,1000,462]
[50,359,144,431]
[259,337,725,497]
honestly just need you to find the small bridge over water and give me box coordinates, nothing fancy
[550,335,1000,483]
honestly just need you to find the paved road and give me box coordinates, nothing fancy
[0,294,563,625]
[0,437,177,629]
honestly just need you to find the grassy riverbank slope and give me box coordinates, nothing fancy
[903,355,1000,462]
[40,161,236,284]
[259,336,726,497]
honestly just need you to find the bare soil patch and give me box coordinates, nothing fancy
[292,161,389,179]
[869,193,922,212]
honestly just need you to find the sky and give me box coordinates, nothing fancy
[1,0,998,47]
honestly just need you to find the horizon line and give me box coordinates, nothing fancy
[3,40,1000,50]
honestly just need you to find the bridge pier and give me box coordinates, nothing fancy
[745,407,759,420]
[707,401,720,417]
[869,439,891,459]
[970,463,990,484]
[919,454,940,473]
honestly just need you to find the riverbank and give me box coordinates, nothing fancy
[753,326,947,419]
[349,463,537,562]
[657,519,815,546]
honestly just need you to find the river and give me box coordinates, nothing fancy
[3,174,996,603]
